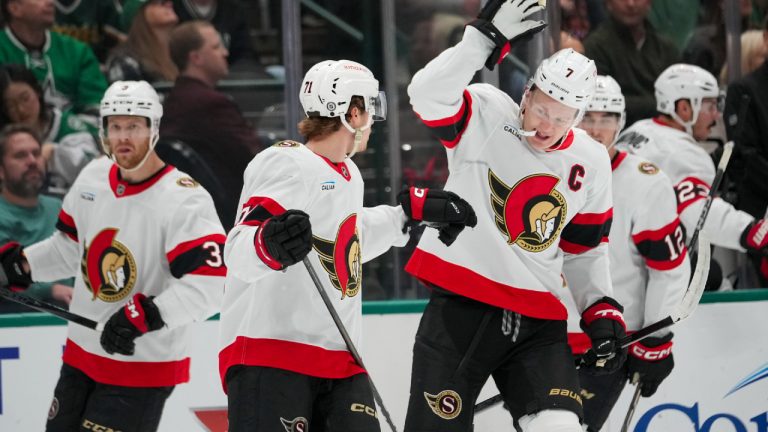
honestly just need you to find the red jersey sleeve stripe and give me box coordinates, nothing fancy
[633,219,687,270]
[675,177,710,215]
[632,219,681,243]
[570,209,613,226]
[166,234,227,278]
[239,196,287,227]
[560,209,612,254]
[644,248,687,270]
[55,209,78,242]
[415,90,473,149]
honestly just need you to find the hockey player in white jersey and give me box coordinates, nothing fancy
[218,59,477,432]
[0,81,226,432]
[616,64,768,285]
[563,75,691,431]
[402,2,628,431]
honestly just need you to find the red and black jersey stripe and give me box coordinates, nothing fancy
[55,209,78,242]
[559,209,613,254]
[166,234,227,278]
[674,176,710,215]
[237,197,286,227]
[632,219,687,270]
[415,90,473,149]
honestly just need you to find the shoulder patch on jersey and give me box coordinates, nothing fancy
[638,162,659,175]
[273,140,302,148]
[176,177,199,188]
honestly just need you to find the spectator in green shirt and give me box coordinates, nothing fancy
[0,0,108,117]
[0,123,73,313]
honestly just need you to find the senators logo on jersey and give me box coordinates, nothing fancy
[280,416,308,432]
[313,214,362,299]
[489,170,568,252]
[81,228,137,302]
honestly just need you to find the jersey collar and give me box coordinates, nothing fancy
[109,163,174,198]
[545,129,575,152]
[312,152,352,182]
[611,150,628,171]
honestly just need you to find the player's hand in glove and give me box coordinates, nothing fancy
[740,219,768,280]
[254,209,313,270]
[469,0,548,70]
[0,241,32,290]
[100,294,164,356]
[627,333,674,397]
[580,297,627,375]
[399,187,477,246]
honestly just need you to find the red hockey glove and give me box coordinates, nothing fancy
[580,297,627,375]
[469,0,547,70]
[740,219,768,256]
[0,241,32,290]
[398,187,477,246]
[627,333,674,397]
[100,294,164,356]
[254,209,313,270]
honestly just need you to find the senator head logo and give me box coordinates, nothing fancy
[280,416,308,432]
[313,214,361,299]
[424,390,462,420]
[489,170,567,252]
[81,228,137,302]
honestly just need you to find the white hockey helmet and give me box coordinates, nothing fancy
[531,49,597,117]
[585,75,626,143]
[299,59,386,126]
[99,80,163,170]
[655,64,720,135]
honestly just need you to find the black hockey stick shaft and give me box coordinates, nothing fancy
[621,385,643,432]
[687,141,734,253]
[302,257,399,432]
[0,286,103,331]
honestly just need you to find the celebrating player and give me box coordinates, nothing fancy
[218,59,477,432]
[616,64,768,285]
[0,80,226,432]
[402,1,627,431]
[562,75,690,431]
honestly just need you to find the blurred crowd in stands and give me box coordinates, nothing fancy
[0,0,767,310]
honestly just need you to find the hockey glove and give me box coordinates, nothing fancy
[740,219,768,256]
[100,294,164,356]
[399,187,478,246]
[627,333,674,397]
[0,241,32,290]
[469,0,547,70]
[255,209,313,270]
[580,297,627,375]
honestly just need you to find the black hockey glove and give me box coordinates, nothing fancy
[0,241,32,289]
[469,0,547,70]
[398,187,477,246]
[100,294,164,356]
[254,210,313,270]
[626,333,674,397]
[580,297,627,375]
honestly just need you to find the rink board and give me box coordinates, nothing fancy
[0,291,767,432]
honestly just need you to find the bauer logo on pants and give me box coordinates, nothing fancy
[280,416,308,432]
[424,390,462,420]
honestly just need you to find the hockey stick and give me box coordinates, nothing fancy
[302,257,399,432]
[0,267,103,331]
[474,235,711,414]
[618,142,735,431]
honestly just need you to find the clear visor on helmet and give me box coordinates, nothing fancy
[368,91,387,121]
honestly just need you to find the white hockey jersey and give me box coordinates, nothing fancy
[556,151,691,353]
[616,118,754,250]
[25,157,226,387]
[405,26,614,321]
[219,141,409,390]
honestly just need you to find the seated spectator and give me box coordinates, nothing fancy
[719,30,767,82]
[584,0,679,126]
[163,20,260,229]
[0,64,99,197]
[0,0,108,116]
[52,0,124,63]
[106,0,178,83]
[0,124,73,313]
[172,0,253,65]
[684,0,755,78]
